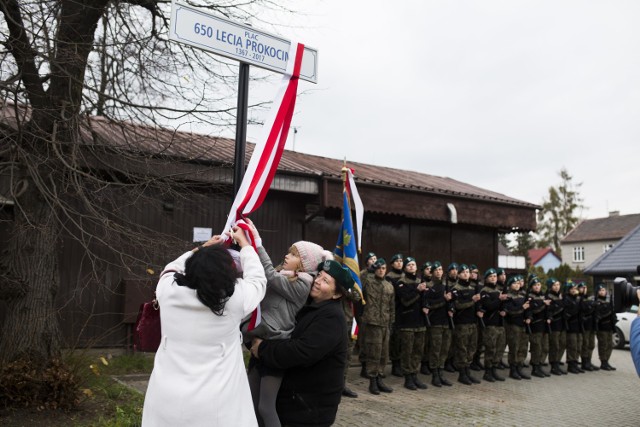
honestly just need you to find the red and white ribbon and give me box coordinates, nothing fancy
[222,42,305,238]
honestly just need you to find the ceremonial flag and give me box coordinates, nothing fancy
[334,166,365,338]
[222,42,305,238]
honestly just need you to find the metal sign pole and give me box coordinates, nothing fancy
[233,62,250,196]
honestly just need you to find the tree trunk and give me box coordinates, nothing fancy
[0,176,62,365]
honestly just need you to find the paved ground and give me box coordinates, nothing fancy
[118,349,637,426]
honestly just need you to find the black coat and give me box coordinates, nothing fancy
[258,298,347,427]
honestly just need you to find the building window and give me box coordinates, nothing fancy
[573,246,585,262]
[603,244,613,253]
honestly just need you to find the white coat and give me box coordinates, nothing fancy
[142,246,267,427]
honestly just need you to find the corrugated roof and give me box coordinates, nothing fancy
[562,214,640,243]
[584,224,640,275]
[1,102,537,209]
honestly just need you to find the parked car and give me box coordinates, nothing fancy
[613,305,638,349]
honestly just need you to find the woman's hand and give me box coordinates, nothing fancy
[244,218,262,247]
[250,338,263,359]
[193,235,224,252]
[231,226,250,248]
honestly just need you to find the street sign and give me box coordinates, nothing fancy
[170,1,318,83]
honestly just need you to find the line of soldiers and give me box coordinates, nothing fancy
[353,252,618,395]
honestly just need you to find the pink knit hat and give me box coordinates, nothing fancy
[291,241,334,273]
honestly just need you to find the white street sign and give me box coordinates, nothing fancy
[170,2,318,83]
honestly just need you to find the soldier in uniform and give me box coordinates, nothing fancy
[516,275,530,368]
[386,253,404,377]
[423,261,453,387]
[594,283,617,371]
[526,277,551,378]
[443,262,459,372]
[396,257,428,390]
[564,281,584,374]
[419,262,433,375]
[469,264,484,371]
[546,278,567,375]
[503,276,531,380]
[451,264,482,385]
[361,258,395,395]
[578,282,598,371]
[356,252,377,379]
[478,268,508,382]
[494,268,509,369]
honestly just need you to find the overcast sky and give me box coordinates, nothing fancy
[242,0,640,220]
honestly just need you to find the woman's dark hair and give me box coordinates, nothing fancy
[174,244,240,315]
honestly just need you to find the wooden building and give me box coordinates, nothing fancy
[0,106,538,347]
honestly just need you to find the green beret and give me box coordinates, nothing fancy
[318,260,355,291]
[596,283,606,291]
[365,252,376,262]
[432,261,442,269]
[390,253,403,263]
[577,282,586,288]
[448,262,458,272]
[529,277,541,287]
[404,256,416,267]
[564,280,577,291]
[470,264,478,271]
[507,276,518,286]
[496,268,505,275]
[484,268,497,278]
[457,263,469,273]
[546,278,557,287]
[373,258,386,269]
[421,261,432,271]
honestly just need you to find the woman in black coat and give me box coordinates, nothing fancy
[251,260,356,427]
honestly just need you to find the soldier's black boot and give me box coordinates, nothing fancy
[444,358,456,372]
[498,360,509,370]
[438,369,453,386]
[342,385,358,398]
[420,361,431,375]
[457,368,472,385]
[509,365,522,380]
[391,360,403,377]
[376,376,393,393]
[601,360,616,371]
[532,364,545,378]
[470,354,483,371]
[465,367,481,384]
[360,363,368,378]
[412,373,428,389]
[431,371,442,387]
[577,361,585,373]
[483,367,495,382]
[568,361,581,374]
[550,362,562,376]
[516,364,531,380]
[541,364,551,376]
[491,366,505,381]
[588,358,599,371]
[369,376,380,395]
[581,359,593,372]
[404,374,417,390]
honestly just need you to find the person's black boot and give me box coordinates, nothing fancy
[517,364,531,380]
[498,360,509,370]
[491,366,505,381]
[343,385,358,398]
[391,360,402,377]
[431,371,442,387]
[444,358,456,372]
[532,365,545,378]
[568,361,581,374]
[550,362,562,376]
[483,367,495,382]
[470,354,483,371]
[420,361,431,375]
[438,369,453,386]
[588,358,599,371]
[509,365,521,380]
[368,376,380,395]
[404,374,417,390]
[360,363,368,379]
[457,368,472,385]
[376,376,393,393]
[412,373,428,389]
[601,360,616,371]
[581,360,593,372]
[465,367,481,384]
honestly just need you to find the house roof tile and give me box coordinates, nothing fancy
[561,214,640,243]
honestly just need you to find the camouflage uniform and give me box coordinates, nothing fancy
[451,268,481,385]
[579,290,598,371]
[361,274,395,378]
[525,285,550,377]
[563,285,584,374]
[396,273,427,381]
[386,265,405,374]
[503,282,531,379]
[546,286,567,375]
[478,274,506,382]
[594,286,617,370]
[424,274,453,387]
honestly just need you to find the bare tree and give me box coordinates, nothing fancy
[0,0,295,400]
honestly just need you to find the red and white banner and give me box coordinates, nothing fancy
[222,42,305,237]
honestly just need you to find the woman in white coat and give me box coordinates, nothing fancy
[142,227,267,427]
